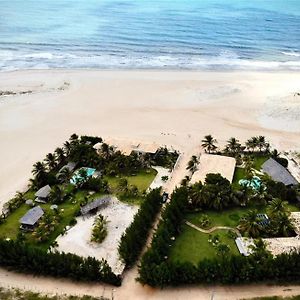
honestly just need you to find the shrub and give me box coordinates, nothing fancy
[91,215,108,244]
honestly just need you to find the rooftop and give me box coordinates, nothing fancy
[81,196,111,215]
[191,154,236,184]
[35,185,51,199]
[262,158,298,186]
[19,206,44,226]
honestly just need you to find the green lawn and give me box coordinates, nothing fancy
[0,169,156,250]
[169,202,299,265]
[169,226,238,264]
[105,168,157,193]
[0,189,103,250]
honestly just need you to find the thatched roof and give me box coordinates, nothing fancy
[20,206,44,226]
[35,185,51,198]
[81,196,110,215]
[262,158,298,186]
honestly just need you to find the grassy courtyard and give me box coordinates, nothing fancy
[0,169,157,250]
[169,202,299,265]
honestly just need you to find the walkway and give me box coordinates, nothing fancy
[186,220,241,237]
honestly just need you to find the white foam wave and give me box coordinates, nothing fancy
[282,51,300,57]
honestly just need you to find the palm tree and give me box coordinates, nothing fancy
[243,155,254,179]
[245,137,258,152]
[49,185,64,204]
[57,167,72,183]
[257,136,267,153]
[32,161,46,176]
[225,137,241,155]
[69,133,79,144]
[201,135,217,153]
[45,153,57,170]
[238,210,262,238]
[267,198,289,218]
[188,181,203,208]
[63,141,72,156]
[54,147,65,165]
[273,213,294,237]
[186,155,199,174]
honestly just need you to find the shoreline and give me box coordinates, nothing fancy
[2,67,300,74]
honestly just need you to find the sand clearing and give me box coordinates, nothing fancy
[56,197,138,275]
[190,154,236,184]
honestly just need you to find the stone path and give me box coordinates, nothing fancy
[185,220,241,237]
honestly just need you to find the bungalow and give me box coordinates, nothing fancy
[35,185,51,203]
[80,196,110,215]
[20,206,44,230]
[262,158,298,186]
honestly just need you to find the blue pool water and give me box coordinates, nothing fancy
[70,167,96,185]
[0,0,299,70]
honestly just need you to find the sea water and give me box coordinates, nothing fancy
[0,0,299,71]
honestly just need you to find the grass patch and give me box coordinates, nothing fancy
[105,168,157,193]
[169,226,238,264]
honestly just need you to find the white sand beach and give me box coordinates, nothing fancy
[1,69,300,299]
[1,70,300,209]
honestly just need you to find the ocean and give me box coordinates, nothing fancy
[0,0,299,71]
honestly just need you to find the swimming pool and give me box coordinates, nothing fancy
[239,176,263,191]
[70,167,96,185]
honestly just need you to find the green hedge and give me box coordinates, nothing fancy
[118,188,163,267]
[0,239,121,286]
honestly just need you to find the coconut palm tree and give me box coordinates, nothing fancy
[57,167,72,183]
[201,135,217,153]
[63,141,72,156]
[225,137,241,155]
[69,133,79,144]
[257,136,267,153]
[267,198,289,218]
[238,210,262,238]
[45,153,57,170]
[32,161,46,176]
[54,147,65,165]
[188,181,203,208]
[245,137,258,152]
[49,185,64,204]
[243,155,254,179]
[186,155,199,174]
[273,213,294,237]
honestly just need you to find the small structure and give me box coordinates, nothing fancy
[262,158,298,186]
[25,199,34,206]
[191,154,236,184]
[35,185,51,203]
[80,196,111,215]
[235,237,255,256]
[20,206,44,230]
[56,162,77,180]
[257,213,270,227]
